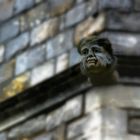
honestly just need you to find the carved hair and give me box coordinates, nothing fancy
[77,35,113,57]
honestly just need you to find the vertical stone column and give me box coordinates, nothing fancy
[101,107,127,140]
[85,86,128,140]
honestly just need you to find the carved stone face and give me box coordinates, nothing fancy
[79,42,114,75]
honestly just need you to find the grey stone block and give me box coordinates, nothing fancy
[86,0,98,16]
[32,125,65,140]
[0,0,14,22]
[69,47,80,66]
[26,3,48,28]
[85,89,102,113]
[5,32,29,60]
[56,53,69,74]
[15,44,46,75]
[101,107,127,136]
[134,0,140,11]
[35,0,43,4]
[0,45,4,63]
[30,59,55,86]
[0,133,7,140]
[46,96,83,131]
[30,18,59,46]
[14,0,34,14]
[101,32,140,56]
[19,15,29,32]
[0,61,14,84]
[33,133,52,140]
[8,115,46,139]
[46,30,73,59]
[98,0,133,12]
[127,135,140,140]
[64,3,86,27]
[47,0,75,17]
[107,12,140,32]
[85,85,140,108]
[67,109,102,139]
[0,19,19,43]
[129,118,140,134]
[74,14,105,44]
[76,0,84,4]
[67,117,88,139]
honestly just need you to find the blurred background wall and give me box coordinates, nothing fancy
[0,0,140,101]
[0,0,140,139]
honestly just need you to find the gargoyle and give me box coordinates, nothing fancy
[77,35,118,86]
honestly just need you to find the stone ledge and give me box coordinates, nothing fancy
[0,65,90,132]
[86,85,140,111]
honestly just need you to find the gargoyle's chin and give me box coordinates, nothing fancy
[86,63,105,74]
[86,62,96,68]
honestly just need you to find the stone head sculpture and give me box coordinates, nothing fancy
[77,35,117,86]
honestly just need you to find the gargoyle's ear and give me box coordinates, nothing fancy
[97,38,113,55]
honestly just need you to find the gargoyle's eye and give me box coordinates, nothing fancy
[81,48,89,55]
[92,47,101,53]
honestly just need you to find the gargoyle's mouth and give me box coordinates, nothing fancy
[86,57,97,65]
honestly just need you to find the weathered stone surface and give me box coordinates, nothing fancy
[30,59,55,86]
[98,0,133,12]
[129,118,140,134]
[15,45,45,75]
[86,85,140,108]
[56,53,69,74]
[101,107,127,137]
[0,19,19,43]
[67,118,88,139]
[85,89,102,113]
[101,32,140,56]
[46,96,82,131]
[107,12,140,32]
[2,73,30,100]
[8,115,46,139]
[64,3,86,27]
[76,0,84,4]
[19,15,29,32]
[33,133,52,140]
[30,18,59,46]
[0,0,14,23]
[35,0,43,4]
[86,0,98,16]
[46,30,73,59]
[67,109,102,139]
[59,15,65,31]
[33,125,65,140]
[0,45,4,63]
[47,0,75,17]
[51,125,65,140]
[69,47,80,66]
[74,14,105,44]
[5,32,29,60]
[26,3,47,28]
[0,133,7,140]
[128,110,140,118]
[0,61,14,84]
[14,0,34,14]
[68,107,127,140]
[134,0,140,11]
[127,135,140,140]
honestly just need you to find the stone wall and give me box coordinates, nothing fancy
[1,85,140,140]
[0,0,140,102]
[1,0,140,140]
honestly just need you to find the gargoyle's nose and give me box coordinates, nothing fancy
[88,54,93,58]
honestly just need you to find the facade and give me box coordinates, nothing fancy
[0,0,140,139]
